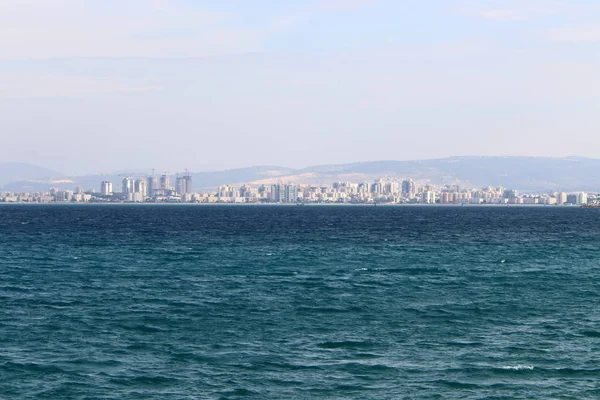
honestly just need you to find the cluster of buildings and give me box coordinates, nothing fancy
[0,175,596,206]
[100,173,193,202]
[0,187,94,204]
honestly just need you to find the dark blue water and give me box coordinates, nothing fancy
[1,205,600,399]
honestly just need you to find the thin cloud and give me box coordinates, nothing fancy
[0,72,162,99]
[0,1,261,59]
[271,0,386,32]
[546,24,600,43]
[317,0,387,12]
[452,0,564,22]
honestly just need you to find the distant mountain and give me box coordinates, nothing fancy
[196,157,600,192]
[292,156,600,192]
[189,166,295,189]
[0,163,63,188]
[3,157,600,193]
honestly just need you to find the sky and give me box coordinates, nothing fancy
[1,0,599,175]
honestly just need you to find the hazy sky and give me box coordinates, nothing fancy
[1,0,600,174]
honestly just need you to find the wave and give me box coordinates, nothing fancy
[500,365,534,371]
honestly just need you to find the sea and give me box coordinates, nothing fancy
[1,204,600,399]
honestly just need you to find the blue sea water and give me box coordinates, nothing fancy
[1,205,600,399]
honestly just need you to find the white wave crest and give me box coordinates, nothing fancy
[501,365,534,371]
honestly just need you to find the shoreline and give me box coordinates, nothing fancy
[0,202,586,208]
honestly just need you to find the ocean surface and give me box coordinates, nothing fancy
[1,205,600,399]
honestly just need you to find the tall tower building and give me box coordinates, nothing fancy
[160,174,170,190]
[270,184,283,202]
[284,184,298,202]
[135,178,147,197]
[176,176,183,195]
[147,175,157,197]
[558,192,568,205]
[101,181,113,195]
[181,173,192,194]
[175,170,192,195]
[270,184,297,202]
[402,179,416,197]
[122,177,135,194]
[359,182,371,194]
[371,179,384,194]
[422,191,436,204]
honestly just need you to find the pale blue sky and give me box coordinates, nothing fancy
[1,0,599,174]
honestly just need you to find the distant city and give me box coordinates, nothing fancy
[1,171,598,206]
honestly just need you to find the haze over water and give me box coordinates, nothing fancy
[2,205,600,399]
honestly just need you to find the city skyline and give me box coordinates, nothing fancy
[1,172,595,207]
[5,155,600,194]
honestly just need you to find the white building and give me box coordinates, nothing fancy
[101,181,113,195]
[127,192,145,202]
[135,178,147,197]
[557,192,567,205]
[577,192,588,205]
[122,177,135,194]
[422,191,436,204]
[270,184,298,202]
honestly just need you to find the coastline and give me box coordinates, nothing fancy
[0,202,586,207]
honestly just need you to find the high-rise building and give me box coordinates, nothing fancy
[371,179,384,194]
[402,179,416,197]
[122,177,135,194]
[176,176,182,195]
[358,182,371,194]
[101,181,113,195]
[147,176,157,197]
[577,192,588,205]
[181,173,192,194]
[270,184,282,202]
[270,184,281,202]
[440,192,454,204]
[422,191,436,204]
[55,190,74,202]
[284,184,298,202]
[270,184,298,202]
[258,185,267,198]
[217,185,238,199]
[135,178,147,197]
[176,173,192,195]
[557,192,568,205]
[386,181,399,195]
[160,174,170,190]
